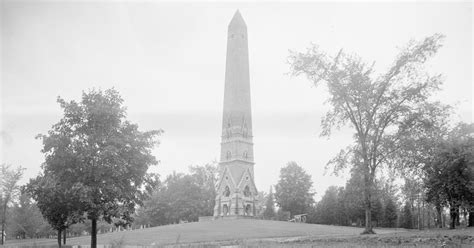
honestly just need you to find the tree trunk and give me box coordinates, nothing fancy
[57,229,62,248]
[1,203,6,245]
[449,206,457,229]
[417,196,421,230]
[363,204,374,233]
[442,211,446,228]
[91,218,97,248]
[421,199,424,229]
[455,208,460,226]
[463,209,468,225]
[427,207,431,228]
[63,228,66,245]
[468,210,474,227]
[436,204,442,228]
[1,220,4,245]
[361,171,375,234]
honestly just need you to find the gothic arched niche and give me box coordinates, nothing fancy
[223,186,230,197]
[226,151,231,160]
[243,185,251,197]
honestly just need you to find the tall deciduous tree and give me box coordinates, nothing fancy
[36,89,161,248]
[288,34,445,234]
[0,164,24,244]
[275,162,315,217]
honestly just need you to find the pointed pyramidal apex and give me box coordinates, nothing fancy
[228,10,247,30]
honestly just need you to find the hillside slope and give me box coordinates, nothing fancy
[5,219,405,246]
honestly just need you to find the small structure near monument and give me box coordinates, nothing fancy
[289,214,308,223]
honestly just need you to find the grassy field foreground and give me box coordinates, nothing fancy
[4,219,473,247]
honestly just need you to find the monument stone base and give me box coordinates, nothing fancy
[198,215,258,222]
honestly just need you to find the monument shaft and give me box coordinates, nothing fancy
[214,10,258,218]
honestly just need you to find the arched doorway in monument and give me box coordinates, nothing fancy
[223,204,229,216]
[245,204,251,216]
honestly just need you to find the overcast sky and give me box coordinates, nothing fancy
[1,1,472,199]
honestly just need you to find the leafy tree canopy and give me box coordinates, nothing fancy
[135,163,218,226]
[275,162,315,217]
[36,88,162,247]
[288,34,446,233]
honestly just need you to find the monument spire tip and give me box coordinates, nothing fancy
[229,9,246,28]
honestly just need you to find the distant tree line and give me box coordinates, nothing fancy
[1,188,127,242]
[307,171,400,228]
[132,163,217,226]
[294,122,474,230]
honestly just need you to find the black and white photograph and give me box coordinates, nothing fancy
[0,0,472,247]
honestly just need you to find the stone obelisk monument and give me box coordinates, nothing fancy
[213,10,258,218]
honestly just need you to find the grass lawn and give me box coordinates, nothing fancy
[4,219,473,247]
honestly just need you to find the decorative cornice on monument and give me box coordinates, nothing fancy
[220,137,254,145]
[219,159,255,165]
